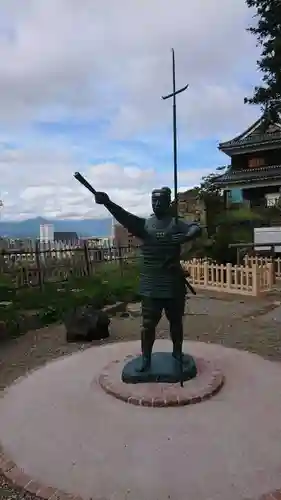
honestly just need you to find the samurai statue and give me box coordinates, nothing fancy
[94,186,201,372]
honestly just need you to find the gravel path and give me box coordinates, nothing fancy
[0,291,280,499]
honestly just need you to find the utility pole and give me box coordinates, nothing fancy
[162,49,189,223]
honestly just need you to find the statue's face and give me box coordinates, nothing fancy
[151,188,171,218]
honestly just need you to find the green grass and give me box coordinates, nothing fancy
[0,261,140,338]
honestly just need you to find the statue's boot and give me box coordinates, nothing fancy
[170,322,183,363]
[138,354,151,372]
[172,348,183,363]
[137,327,155,372]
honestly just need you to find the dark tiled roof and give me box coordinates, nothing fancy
[214,164,281,185]
[219,115,281,151]
[54,231,79,242]
[220,132,281,149]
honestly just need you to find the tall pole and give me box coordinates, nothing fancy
[172,50,177,222]
[162,50,188,388]
[162,48,188,223]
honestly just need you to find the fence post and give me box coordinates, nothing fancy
[251,263,260,296]
[0,249,5,274]
[203,261,208,286]
[83,240,91,276]
[117,245,124,277]
[35,240,43,290]
[226,263,232,291]
[277,258,281,279]
[267,262,274,290]
[271,259,276,285]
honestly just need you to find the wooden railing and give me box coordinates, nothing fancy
[243,255,281,280]
[1,240,279,297]
[182,259,274,296]
[0,242,140,289]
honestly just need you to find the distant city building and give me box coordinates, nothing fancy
[113,223,140,248]
[111,217,115,240]
[54,231,79,244]
[40,224,54,243]
[86,237,113,248]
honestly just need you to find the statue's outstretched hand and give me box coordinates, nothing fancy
[94,192,110,205]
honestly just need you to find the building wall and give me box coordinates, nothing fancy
[113,224,140,247]
[87,237,113,248]
[178,190,206,226]
[39,224,54,242]
[231,148,281,170]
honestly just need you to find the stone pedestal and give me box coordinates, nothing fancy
[121,351,197,384]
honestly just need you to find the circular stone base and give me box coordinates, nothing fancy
[121,351,197,384]
[258,490,281,500]
[99,355,224,407]
[2,340,281,499]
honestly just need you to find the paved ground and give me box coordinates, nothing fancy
[257,304,281,324]
[119,292,281,361]
[2,340,281,500]
[0,290,281,499]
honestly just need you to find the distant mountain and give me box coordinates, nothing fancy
[0,217,113,238]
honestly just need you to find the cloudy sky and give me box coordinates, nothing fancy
[0,0,261,221]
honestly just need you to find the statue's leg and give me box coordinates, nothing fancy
[164,294,185,362]
[138,298,162,372]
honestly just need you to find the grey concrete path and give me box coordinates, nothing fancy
[0,340,281,500]
[186,294,262,318]
[127,294,270,320]
[258,304,281,324]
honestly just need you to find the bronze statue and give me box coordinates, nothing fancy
[92,185,201,372]
[74,50,200,383]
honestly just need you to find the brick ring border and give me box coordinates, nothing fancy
[98,355,225,407]
[0,452,280,500]
[0,449,83,500]
[1,350,278,500]
[258,490,281,499]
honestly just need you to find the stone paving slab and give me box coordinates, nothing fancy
[257,304,281,324]
[187,295,269,318]
[127,295,267,319]
[1,341,281,499]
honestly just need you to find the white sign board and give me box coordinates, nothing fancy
[254,227,281,252]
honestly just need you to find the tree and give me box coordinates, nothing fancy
[206,207,265,264]
[197,166,227,199]
[244,0,281,112]
[196,166,227,236]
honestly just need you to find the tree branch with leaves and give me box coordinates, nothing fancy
[244,0,281,113]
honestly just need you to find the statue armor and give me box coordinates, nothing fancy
[101,188,201,371]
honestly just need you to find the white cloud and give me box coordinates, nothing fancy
[0,0,261,220]
[0,144,210,220]
[0,0,258,130]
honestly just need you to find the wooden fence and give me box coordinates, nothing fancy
[0,242,139,289]
[1,240,278,296]
[243,255,281,280]
[182,259,274,296]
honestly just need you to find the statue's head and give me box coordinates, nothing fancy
[151,187,171,218]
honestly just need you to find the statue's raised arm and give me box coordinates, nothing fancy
[95,192,146,240]
[73,172,147,240]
